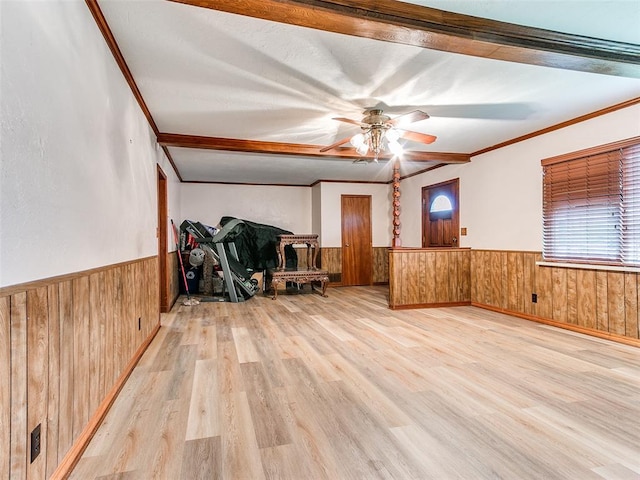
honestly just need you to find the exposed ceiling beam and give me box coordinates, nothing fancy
[171,0,640,78]
[157,133,471,163]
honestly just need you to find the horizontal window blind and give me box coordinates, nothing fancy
[542,137,640,267]
[622,143,640,265]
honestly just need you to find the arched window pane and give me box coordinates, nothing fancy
[430,194,453,213]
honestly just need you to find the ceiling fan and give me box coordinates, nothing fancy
[320,109,437,161]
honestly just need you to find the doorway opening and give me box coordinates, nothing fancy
[157,165,169,312]
[341,195,373,286]
[422,178,459,247]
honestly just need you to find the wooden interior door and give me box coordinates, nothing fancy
[422,178,459,247]
[157,166,169,312]
[341,195,372,286]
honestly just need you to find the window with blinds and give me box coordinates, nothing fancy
[542,137,640,267]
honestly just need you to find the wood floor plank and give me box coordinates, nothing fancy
[220,392,266,480]
[231,326,260,363]
[355,317,420,347]
[361,348,433,393]
[78,369,171,460]
[324,352,412,428]
[524,404,640,472]
[240,362,292,449]
[72,287,640,479]
[185,359,219,441]
[592,463,640,480]
[248,320,289,389]
[287,335,341,383]
[310,313,355,341]
[149,330,183,372]
[260,443,321,480]
[94,472,138,480]
[197,325,217,360]
[146,399,188,479]
[180,436,221,480]
[281,383,344,479]
[390,423,483,479]
[251,310,295,361]
[217,341,245,395]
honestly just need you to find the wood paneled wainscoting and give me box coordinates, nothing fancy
[0,256,160,480]
[389,248,471,308]
[471,250,640,346]
[372,247,389,284]
[319,247,389,285]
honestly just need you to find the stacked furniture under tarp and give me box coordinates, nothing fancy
[181,219,259,302]
[217,216,298,270]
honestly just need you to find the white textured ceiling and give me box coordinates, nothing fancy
[97,0,640,185]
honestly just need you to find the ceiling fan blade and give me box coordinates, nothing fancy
[320,136,353,152]
[332,117,364,127]
[387,110,429,127]
[399,130,437,145]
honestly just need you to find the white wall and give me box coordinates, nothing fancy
[159,154,183,253]
[311,183,322,238]
[318,182,392,247]
[180,183,312,233]
[401,104,640,250]
[179,181,394,248]
[0,1,177,287]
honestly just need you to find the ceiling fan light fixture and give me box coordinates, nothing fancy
[323,109,434,161]
[351,133,366,148]
[385,127,400,143]
[356,142,369,156]
[388,139,403,156]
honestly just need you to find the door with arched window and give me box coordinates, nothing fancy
[422,178,459,247]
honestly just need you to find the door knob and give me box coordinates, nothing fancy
[345,244,350,247]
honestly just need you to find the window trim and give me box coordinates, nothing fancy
[541,135,640,268]
[536,260,640,274]
[541,137,640,167]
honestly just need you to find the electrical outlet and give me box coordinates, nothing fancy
[30,423,41,463]
[138,317,141,331]
[532,293,538,303]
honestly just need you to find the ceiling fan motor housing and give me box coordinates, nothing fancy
[361,110,395,156]
[320,108,435,155]
[363,109,391,126]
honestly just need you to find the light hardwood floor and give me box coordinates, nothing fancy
[70,286,640,479]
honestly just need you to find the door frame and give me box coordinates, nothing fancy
[422,178,460,248]
[157,165,169,313]
[341,194,373,286]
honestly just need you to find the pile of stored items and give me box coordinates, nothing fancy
[177,217,297,303]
